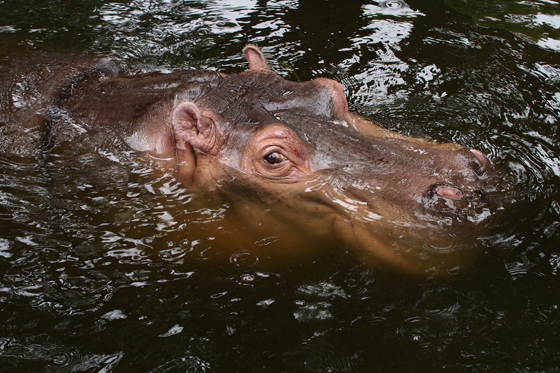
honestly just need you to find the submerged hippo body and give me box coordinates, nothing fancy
[0,46,503,274]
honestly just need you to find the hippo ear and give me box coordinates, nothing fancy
[243,45,270,72]
[172,102,223,156]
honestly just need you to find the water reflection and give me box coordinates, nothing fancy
[443,0,560,51]
[150,355,211,372]
[0,338,123,372]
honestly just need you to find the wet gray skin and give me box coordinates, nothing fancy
[0,46,504,274]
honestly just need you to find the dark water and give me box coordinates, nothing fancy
[0,0,559,371]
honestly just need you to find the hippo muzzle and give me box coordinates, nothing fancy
[272,111,501,224]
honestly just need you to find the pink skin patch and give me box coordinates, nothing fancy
[436,186,463,200]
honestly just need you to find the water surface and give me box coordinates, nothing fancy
[0,0,559,371]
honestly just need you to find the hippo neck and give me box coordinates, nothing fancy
[55,69,224,154]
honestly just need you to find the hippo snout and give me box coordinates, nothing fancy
[420,148,498,220]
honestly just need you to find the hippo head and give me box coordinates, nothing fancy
[168,46,503,274]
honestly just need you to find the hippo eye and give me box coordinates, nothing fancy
[264,152,287,164]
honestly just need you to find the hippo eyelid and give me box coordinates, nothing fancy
[240,123,314,179]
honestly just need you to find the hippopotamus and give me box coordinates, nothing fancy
[0,46,503,274]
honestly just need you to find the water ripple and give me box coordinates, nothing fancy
[0,338,123,372]
[150,355,211,373]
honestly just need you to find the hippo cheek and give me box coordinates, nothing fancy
[322,184,487,273]
[332,217,419,272]
[289,179,419,270]
[331,211,484,274]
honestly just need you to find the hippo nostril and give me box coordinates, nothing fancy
[436,186,463,200]
[469,149,488,176]
[470,149,485,165]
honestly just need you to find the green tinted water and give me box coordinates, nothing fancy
[0,0,559,371]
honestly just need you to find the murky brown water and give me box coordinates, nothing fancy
[1,0,559,371]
